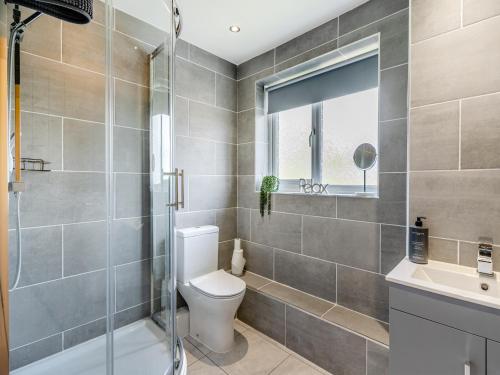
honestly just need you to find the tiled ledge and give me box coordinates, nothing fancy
[239,271,389,347]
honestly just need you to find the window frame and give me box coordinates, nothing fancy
[270,95,379,196]
[269,103,323,189]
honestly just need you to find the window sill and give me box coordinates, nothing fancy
[257,190,379,199]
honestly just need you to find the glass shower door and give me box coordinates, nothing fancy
[108,0,177,374]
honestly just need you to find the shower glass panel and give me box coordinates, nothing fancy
[2,0,178,374]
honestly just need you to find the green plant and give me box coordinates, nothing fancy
[260,176,279,217]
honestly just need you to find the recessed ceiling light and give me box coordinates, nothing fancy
[229,25,240,33]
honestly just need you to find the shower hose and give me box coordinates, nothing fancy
[9,192,22,291]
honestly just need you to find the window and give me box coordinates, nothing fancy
[268,52,379,196]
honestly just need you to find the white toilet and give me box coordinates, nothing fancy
[176,226,246,353]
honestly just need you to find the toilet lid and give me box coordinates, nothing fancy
[190,270,246,298]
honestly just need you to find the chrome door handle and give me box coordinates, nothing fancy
[464,362,470,375]
[164,168,185,210]
[178,169,184,209]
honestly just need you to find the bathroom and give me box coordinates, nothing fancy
[0,0,499,374]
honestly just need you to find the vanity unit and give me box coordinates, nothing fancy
[387,259,500,375]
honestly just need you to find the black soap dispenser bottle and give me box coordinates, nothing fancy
[409,217,429,264]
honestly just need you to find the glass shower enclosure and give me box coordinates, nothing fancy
[0,0,183,374]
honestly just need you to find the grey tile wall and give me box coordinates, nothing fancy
[237,288,286,344]
[408,0,500,270]
[235,0,408,327]
[285,306,367,375]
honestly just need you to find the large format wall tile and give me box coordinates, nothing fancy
[379,119,407,173]
[115,79,150,129]
[241,241,274,278]
[237,176,259,209]
[216,74,237,111]
[215,208,237,242]
[114,173,150,218]
[411,0,461,43]
[237,50,274,80]
[237,68,273,112]
[275,19,338,64]
[63,221,106,276]
[238,288,286,344]
[113,126,149,173]
[274,40,338,73]
[10,334,62,371]
[274,249,336,302]
[367,341,390,375]
[62,20,105,73]
[115,260,151,311]
[10,280,64,348]
[176,57,216,105]
[237,208,251,241]
[22,11,61,60]
[339,0,408,36]
[21,53,105,122]
[115,9,164,47]
[461,93,500,169]
[62,270,107,329]
[273,194,336,218]
[215,143,237,175]
[303,216,380,272]
[286,306,367,375]
[410,170,500,243]
[63,119,105,172]
[175,136,216,175]
[9,226,62,287]
[339,9,409,69]
[250,210,302,253]
[463,0,500,26]
[111,217,151,265]
[21,112,62,171]
[381,224,406,275]
[176,211,215,230]
[63,318,106,350]
[337,265,389,322]
[428,237,458,263]
[411,16,500,107]
[189,44,237,79]
[14,172,106,228]
[337,173,407,226]
[237,142,255,175]
[112,31,152,86]
[189,176,237,210]
[189,102,237,143]
[410,101,459,171]
[380,64,408,121]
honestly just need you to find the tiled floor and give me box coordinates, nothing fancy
[183,320,332,375]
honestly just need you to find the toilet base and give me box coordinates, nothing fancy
[178,283,245,353]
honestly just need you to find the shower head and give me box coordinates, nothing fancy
[5,0,93,24]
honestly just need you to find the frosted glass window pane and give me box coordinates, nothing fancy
[278,104,312,180]
[322,88,378,187]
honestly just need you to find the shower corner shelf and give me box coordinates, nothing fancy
[16,158,51,172]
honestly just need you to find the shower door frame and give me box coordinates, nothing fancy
[0,5,10,373]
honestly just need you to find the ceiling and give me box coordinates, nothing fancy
[177,0,369,65]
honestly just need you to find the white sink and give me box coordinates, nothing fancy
[386,258,500,310]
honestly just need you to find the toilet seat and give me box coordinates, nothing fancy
[189,269,246,299]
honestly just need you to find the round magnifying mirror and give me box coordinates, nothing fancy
[353,143,377,170]
[353,143,377,195]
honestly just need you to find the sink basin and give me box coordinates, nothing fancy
[386,258,500,310]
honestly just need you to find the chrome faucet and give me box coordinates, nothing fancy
[477,239,494,277]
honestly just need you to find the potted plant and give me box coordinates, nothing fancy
[260,176,279,217]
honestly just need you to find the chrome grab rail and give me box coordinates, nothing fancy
[164,168,184,210]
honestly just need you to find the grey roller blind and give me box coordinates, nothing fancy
[267,55,378,114]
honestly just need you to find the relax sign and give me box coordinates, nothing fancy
[299,179,329,194]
